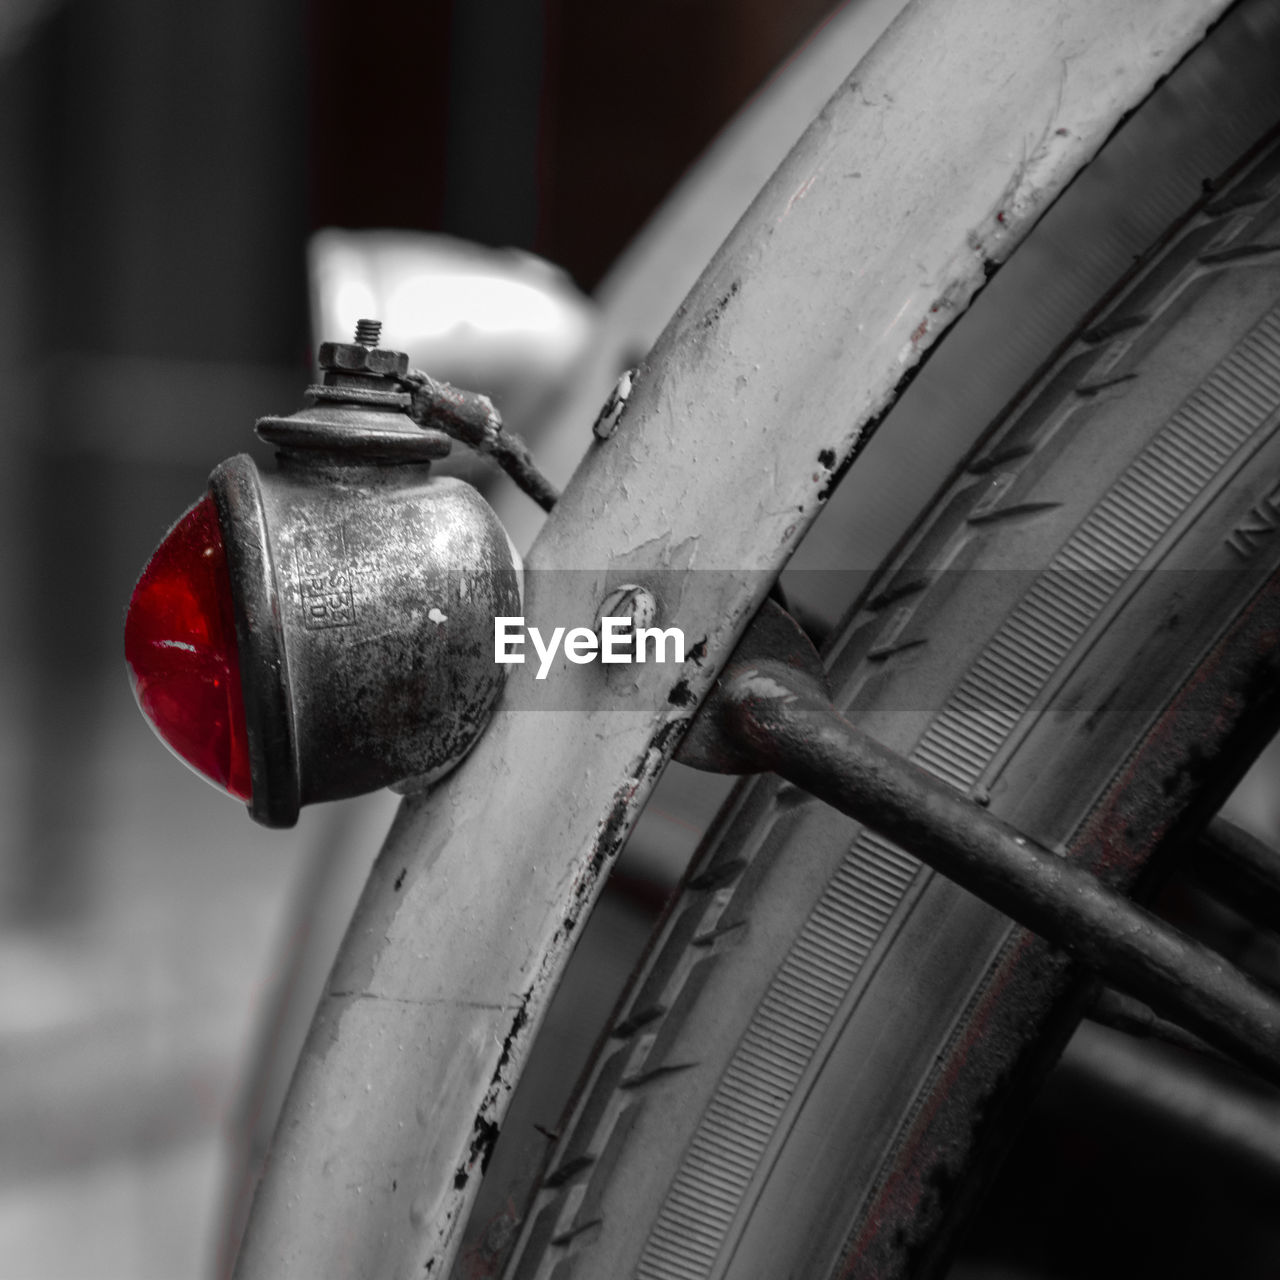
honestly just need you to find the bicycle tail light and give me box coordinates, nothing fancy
[126,495,253,801]
[125,322,522,827]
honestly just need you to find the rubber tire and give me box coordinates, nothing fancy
[499,59,1280,1280]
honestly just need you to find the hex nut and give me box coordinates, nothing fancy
[317,341,410,378]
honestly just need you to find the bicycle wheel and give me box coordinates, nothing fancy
[232,4,1280,1277]
[491,10,1280,1280]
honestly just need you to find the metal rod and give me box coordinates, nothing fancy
[1061,1022,1280,1183]
[1194,815,1280,932]
[1088,988,1222,1060]
[711,659,1280,1084]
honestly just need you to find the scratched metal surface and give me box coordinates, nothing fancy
[232,1,1235,1276]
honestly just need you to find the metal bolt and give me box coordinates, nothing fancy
[354,318,383,348]
[596,583,658,640]
[592,368,635,441]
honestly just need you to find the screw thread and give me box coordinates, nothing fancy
[354,318,382,348]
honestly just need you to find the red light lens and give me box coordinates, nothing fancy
[125,496,252,801]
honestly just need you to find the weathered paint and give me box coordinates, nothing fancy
[233,2,1234,1276]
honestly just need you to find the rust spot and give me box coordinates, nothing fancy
[668,679,696,707]
[393,867,407,891]
[650,717,687,757]
[700,279,741,331]
[818,447,856,502]
[491,996,530,1087]
[469,1116,501,1175]
[454,991,535,1194]
[594,778,641,872]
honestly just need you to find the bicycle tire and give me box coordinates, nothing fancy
[495,29,1280,1280]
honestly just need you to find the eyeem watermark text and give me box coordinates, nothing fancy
[495,617,685,680]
